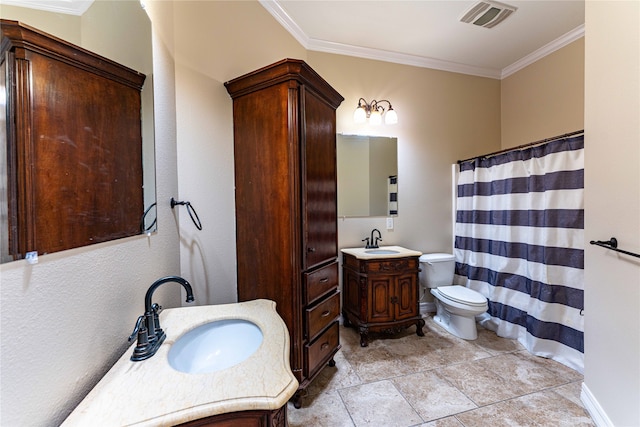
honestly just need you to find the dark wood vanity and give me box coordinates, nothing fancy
[175,406,287,427]
[225,59,344,408]
[342,252,425,347]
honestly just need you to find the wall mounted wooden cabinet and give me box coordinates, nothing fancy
[0,19,146,262]
[225,59,344,408]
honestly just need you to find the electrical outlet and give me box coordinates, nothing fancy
[386,217,394,230]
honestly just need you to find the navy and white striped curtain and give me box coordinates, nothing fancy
[454,134,585,372]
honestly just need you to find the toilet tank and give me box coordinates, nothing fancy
[419,253,456,288]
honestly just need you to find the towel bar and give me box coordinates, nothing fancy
[589,237,640,259]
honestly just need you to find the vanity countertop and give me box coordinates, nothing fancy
[62,299,298,426]
[341,245,423,260]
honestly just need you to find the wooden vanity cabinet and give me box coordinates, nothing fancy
[342,253,425,347]
[224,59,344,408]
[176,406,287,427]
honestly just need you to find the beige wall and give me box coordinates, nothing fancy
[0,3,182,426]
[584,1,640,426]
[309,52,501,253]
[501,38,585,148]
[0,4,81,43]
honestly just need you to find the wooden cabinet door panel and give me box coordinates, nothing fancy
[395,274,418,320]
[369,277,394,322]
[302,89,337,269]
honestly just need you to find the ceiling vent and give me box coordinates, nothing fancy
[460,1,517,28]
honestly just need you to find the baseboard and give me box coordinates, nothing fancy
[419,302,436,316]
[581,382,614,427]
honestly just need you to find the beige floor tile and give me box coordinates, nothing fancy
[438,361,527,406]
[513,350,585,382]
[287,390,355,427]
[475,352,567,393]
[456,389,595,427]
[289,325,593,427]
[392,371,477,421]
[473,325,524,355]
[420,416,465,427]
[378,332,448,372]
[340,346,409,382]
[552,381,586,408]
[339,324,365,352]
[305,351,363,397]
[339,380,423,427]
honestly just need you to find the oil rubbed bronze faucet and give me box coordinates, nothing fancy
[370,229,382,248]
[129,276,195,361]
[362,229,383,249]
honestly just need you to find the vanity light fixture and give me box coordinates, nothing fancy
[353,98,398,125]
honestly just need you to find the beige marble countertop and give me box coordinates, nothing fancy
[341,245,422,260]
[62,299,298,426]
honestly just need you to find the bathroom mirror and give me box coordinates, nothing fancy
[0,0,156,263]
[337,134,398,217]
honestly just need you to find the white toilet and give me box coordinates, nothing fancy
[419,253,488,340]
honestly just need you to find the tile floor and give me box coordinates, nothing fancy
[288,316,594,427]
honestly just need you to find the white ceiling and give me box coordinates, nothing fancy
[5,0,584,79]
[260,0,585,79]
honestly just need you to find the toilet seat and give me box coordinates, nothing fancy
[436,286,487,307]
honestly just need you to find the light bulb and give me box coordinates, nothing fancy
[385,108,398,124]
[353,106,367,124]
[369,109,382,125]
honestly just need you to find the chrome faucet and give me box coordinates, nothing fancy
[129,276,195,361]
[362,229,383,249]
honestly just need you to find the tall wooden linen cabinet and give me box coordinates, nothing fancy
[225,59,344,408]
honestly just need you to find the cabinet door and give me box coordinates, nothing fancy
[301,88,337,269]
[342,268,361,319]
[395,274,418,320]
[369,277,394,322]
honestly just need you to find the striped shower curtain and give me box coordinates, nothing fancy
[454,134,585,372]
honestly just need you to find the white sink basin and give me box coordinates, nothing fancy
[168,319,263,374]
[342,246,423,260]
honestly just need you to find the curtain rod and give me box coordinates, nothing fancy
[457,129,584,164]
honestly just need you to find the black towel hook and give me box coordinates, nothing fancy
[170,197,203,230]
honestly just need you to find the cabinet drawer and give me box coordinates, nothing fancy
[305,321,339,378]
[304,262,338,305]
[366,258,417,274]
[306,291,340,340]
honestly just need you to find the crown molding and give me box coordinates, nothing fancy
[501,24,585,79]
[2,0,95,16]
[260,0,584,80]
[307,37,502,79]
[259,0,310,46]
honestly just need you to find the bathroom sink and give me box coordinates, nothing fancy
[168,319,263,374]
[342,246,422,260]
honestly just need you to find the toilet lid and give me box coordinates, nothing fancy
[437,286,487,307]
